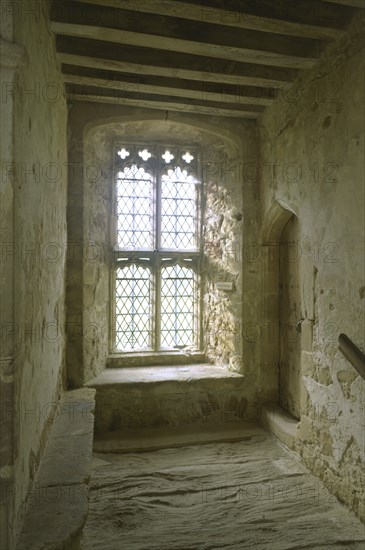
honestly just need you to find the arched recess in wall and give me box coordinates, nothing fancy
[261,200,303,419]
[83,113,243,154]
[70,113,251,384]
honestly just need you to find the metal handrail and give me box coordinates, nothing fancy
[338,333,365,381]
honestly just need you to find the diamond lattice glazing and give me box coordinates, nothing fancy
[117,165,153,249]
[115,264,151,350]
[161,167,197,250]
[160,265,195,348]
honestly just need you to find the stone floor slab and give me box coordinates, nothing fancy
[82,429,365,550]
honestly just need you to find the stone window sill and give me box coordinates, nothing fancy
[107,351,206,368]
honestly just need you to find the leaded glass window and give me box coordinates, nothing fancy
[115,264,152,350]
[112,143,202,353]
[160,265,195,348]
[116,165,153,249]
[161,167,197,250]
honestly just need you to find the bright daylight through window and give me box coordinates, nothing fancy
[112,143,202,353]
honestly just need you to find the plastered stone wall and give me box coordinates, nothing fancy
[66,104,259,386]
[9,2,68,545]
[258,16,365,519]
[0,7,26,548]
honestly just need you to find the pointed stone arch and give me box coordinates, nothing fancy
[260,200,302,418]
[261,199,297,245]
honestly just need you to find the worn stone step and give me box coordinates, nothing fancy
[85,364,247,432]
[93,420,265,453]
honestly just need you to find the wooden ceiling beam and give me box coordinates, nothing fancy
[73,0,344,40]
[62,70,277,106]
[66,86,264,118]
[51,21,319,69]
[55,36,300,86]
[57,49,297,90]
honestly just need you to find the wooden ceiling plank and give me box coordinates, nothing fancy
[51,22,318,69]
[62,72,276,106]
[57,52,296,89]
[73,0,344,40]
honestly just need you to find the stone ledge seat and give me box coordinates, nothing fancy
[16,388,96,550]
[85,364,247,433]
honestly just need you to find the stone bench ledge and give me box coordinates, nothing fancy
[16,388,96,550]
[85,366,247,433]
[86,364,245,386]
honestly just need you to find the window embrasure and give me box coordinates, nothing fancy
[111,143,202,353]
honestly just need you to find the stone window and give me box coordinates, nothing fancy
[111,143,202,353]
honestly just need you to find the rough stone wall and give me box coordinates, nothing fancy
[203,145,244,369]
[203,131,260,375]
[11,2,68,544]
[66,105,259,385]
[258,16,365,519]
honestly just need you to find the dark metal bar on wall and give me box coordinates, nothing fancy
[338,333,365,381]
